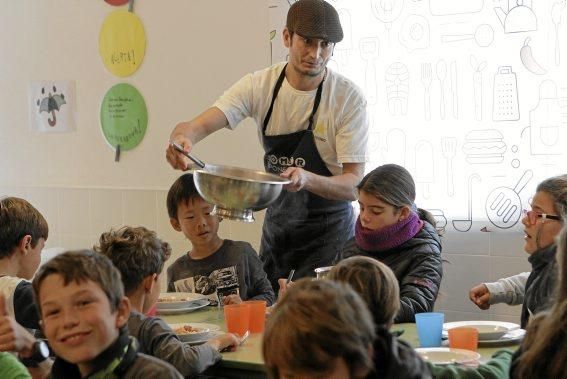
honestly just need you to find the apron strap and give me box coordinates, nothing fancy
[262,64,288,134]
[262,65,326,134]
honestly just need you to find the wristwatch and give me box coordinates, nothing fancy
[20,339,50,367]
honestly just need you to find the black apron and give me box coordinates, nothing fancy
[259,64,354,291]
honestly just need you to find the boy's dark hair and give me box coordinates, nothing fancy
[167,173,202,220]
[94,226,172,295]
[0,197,49,259]
[32,250,124,315]
[263,278,375,378]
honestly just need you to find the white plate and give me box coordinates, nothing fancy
[169,322,221,342]
[185,330,225,346]
[476,328,525,346]
[443,321,520,341]
[157,292,208,310]
[156,299,210,315]
[416,348,481,365]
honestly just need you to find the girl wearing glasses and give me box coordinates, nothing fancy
[470,175,567,328]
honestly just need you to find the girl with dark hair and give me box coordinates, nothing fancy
[339,164,443,323]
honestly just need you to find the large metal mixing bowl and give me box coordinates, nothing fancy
[194,164,290,222]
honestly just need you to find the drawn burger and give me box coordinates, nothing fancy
[462,129,507,164]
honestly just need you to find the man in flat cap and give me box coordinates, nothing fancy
[167,0,369,292]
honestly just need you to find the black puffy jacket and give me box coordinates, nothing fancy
[368,327,431,379]
[339,221,443,323]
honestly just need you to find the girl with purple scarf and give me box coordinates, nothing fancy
[339,164,443,323]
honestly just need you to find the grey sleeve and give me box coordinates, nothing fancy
[242,245,276,306]
[485,272,529,306]
[138,317,221,376]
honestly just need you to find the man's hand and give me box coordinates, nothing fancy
[0,294,36,356]
[469,284,491,310]
[165,133,193,171]
[280,167,312,192]
[223,294,243,305]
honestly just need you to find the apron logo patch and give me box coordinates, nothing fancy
[267,155,306,169]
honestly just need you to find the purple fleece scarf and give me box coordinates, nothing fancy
[355,211,423,252]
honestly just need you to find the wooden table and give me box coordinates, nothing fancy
[161,306,519,377]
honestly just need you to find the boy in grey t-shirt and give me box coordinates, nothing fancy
[166,173,275,306]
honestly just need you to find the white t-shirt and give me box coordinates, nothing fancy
[213,62,369,176]
[0,276,25,318]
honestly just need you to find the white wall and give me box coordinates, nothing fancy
[1,0,541,323]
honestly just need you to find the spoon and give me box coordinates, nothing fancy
[169,141,206,169]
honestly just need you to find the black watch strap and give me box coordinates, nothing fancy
[20,340,50,367]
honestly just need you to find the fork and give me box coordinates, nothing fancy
[421,62,432,120]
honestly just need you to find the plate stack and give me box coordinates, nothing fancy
[156,292,210,315]
[443,321,525,347]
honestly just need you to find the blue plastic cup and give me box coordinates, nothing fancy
[415,312,444,347]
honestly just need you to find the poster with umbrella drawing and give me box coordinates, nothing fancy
[28,80,76,133]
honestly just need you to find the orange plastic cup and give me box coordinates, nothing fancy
[448,327,479,351]
[245,300,267,333]
[223,303,250,336]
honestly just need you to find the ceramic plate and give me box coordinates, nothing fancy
[156,292,208,310]
[443,321,520,341]
[169,322,221,342]
[477,328,525,346]
[415,348,481,365]
[156,299,210,315]
[184,330,225,346]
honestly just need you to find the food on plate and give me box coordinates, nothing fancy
[174,325,209,335]
[158,296,191,302]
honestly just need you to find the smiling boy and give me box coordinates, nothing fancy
[32,250,182,378]
[166,173,274,307]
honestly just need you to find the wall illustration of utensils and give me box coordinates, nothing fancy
[450,61,458,119]
[492,66,520,121]
[441,24,494,48]
[441,137,457,196]
[399,14,430,53]
[452,173,481,232]
[436,59,447,119]
[360,37,379,105]
[485,170,533,229]
[470,55,487,121]
[428,209,448,234]
[551,1,566,66]
[421,62,433,120]
[494,0,537,33]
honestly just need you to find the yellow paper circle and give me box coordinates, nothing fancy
[99,10,146,77]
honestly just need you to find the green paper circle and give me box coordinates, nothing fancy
[100,83,147,150]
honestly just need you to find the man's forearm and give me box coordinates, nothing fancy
[170,107,228,144]
[304,171,360,201]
